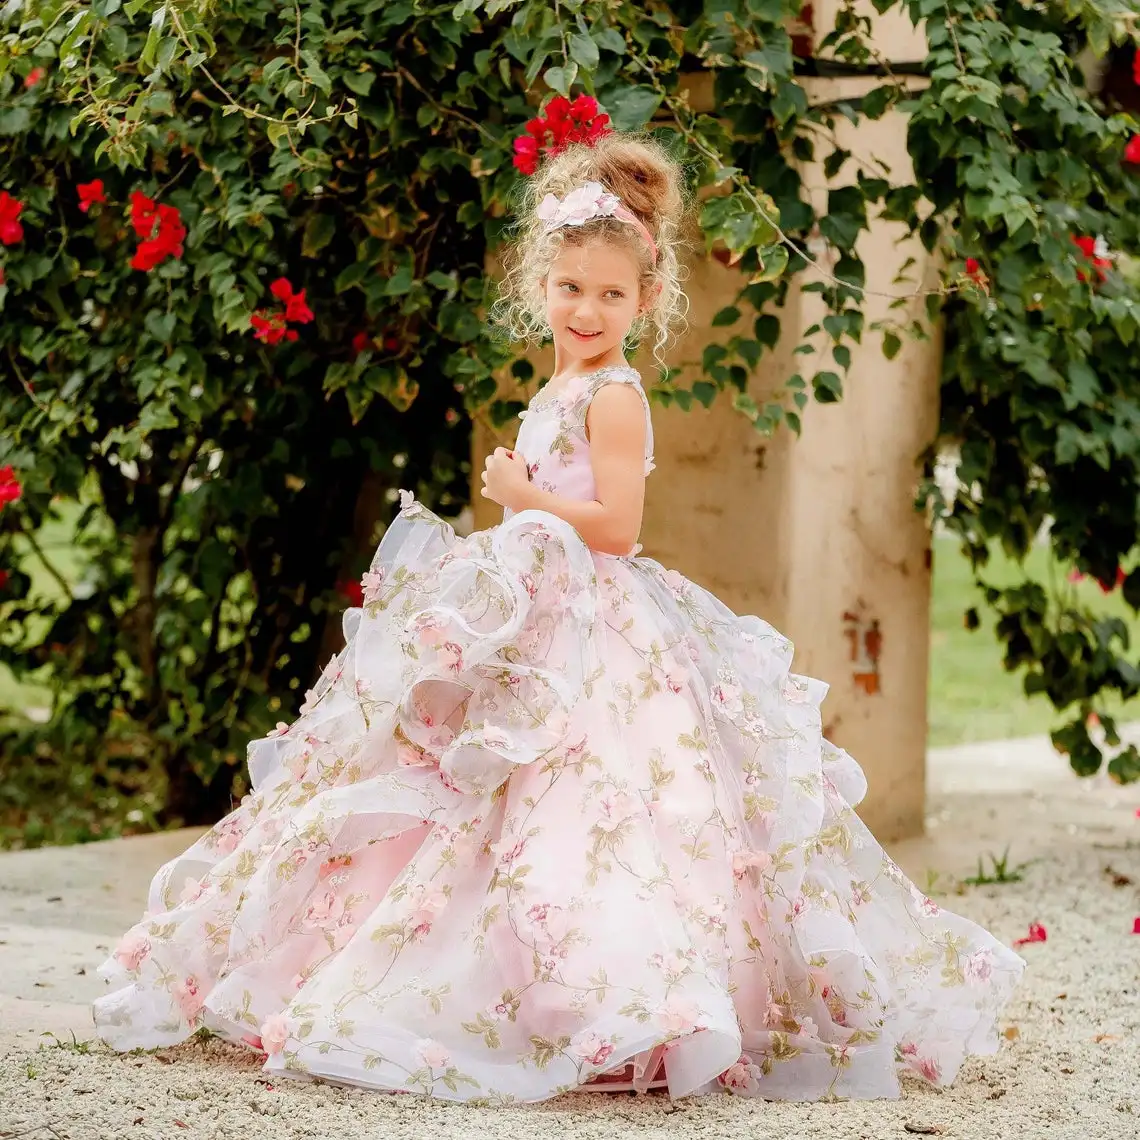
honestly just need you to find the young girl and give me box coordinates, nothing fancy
[94,134,1023,1103]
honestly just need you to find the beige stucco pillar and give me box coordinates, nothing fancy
[473,19,939,842]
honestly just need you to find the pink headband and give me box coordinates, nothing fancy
[536,181,658,263]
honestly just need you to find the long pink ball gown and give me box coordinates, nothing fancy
[94,365,1023,1103]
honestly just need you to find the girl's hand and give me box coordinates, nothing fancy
[480,447,531,510]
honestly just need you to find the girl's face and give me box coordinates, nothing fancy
[543,237,643,369]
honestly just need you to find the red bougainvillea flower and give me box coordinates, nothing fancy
[1072,234,1111,283]
[285,292,313,324]
[269,277,314,324]
[962,256,989,293]
[1125,136,1140,166]
[1134,47,1140,87]
[250,312,297,345]
[250,279,312,346]
[129,192,186,271]
[352,330,372,355]
[1132,917,1140,935]
[0,569,8,590]
[0,466,23,509]
[24,67,44,89]
[77,180,106,213]
[1012,922,1047,948]
[337,579,364,608]
[0,192,24,246]
[129,191,158,238]
[512,94,612,175]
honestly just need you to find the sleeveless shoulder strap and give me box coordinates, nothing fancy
[582,367,656,476]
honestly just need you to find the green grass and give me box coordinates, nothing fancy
[928,534,1140,746]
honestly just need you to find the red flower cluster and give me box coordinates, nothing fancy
[1125,136,1140,166]
[0,192,24,245]
[1072,235,1110,283]
[78,180,106,213]
[129,191,186,271]
[251,278,314,345]
[513,94,612,176]
[0,466,23,511]
[24,67,44,89]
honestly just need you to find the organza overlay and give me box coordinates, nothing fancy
[94,366,1023,1103]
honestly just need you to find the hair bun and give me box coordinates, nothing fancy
[528,133,685,236]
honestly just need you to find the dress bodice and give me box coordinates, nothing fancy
[511,365,655,505]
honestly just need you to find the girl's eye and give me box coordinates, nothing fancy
[560,283,579,293]
[605,290,624,299]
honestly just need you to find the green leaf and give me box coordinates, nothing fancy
[711,305,741,328]
[302,215,336,258]
[1107,745,1140,785]
[882,332,902,360]
[812,370,843,403]
[343,70,376,97]
[755,315,780,347]
[335,261,371,294]
[604,86,661,131]
[692,381,717,408]
[750,243,788,283]
[569,34,599,71]
[544,63,578,97]
[0,107,31,136]
[593,27,626,55]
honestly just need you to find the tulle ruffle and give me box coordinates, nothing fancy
[94,501,1022,1103]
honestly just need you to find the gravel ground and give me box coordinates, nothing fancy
[2,744,1139,1140]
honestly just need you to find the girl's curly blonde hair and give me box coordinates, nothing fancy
[492,133,690,368]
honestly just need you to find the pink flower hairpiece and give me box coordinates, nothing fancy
[536,181,658,264]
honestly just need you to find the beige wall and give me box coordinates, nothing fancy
[474,35,941,841]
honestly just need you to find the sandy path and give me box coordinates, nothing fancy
[2,734,1138,1139]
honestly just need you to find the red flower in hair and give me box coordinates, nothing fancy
[1125,135,1140,166]
[513,136,540,176]
[0,192,24,246]
[0,466,23,509]
[512,94,612,175]
[77,180,107,213]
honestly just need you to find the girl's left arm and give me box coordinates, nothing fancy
[481,384,647,555]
